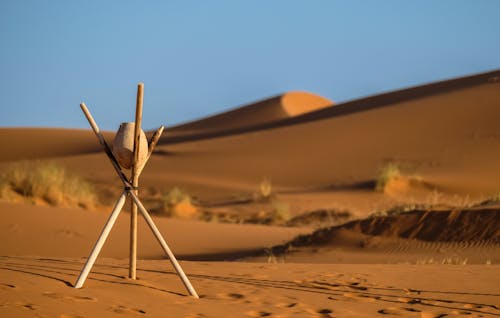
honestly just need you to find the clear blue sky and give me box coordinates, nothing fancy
[1,1,499,130]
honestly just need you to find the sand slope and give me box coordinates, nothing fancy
[0,128,114,163]
[0,201,308,260]
[166,91,333,138]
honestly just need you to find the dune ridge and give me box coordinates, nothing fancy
[167,91,333,136]
[161,69,500,144]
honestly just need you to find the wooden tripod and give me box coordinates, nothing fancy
[74,84,199,298]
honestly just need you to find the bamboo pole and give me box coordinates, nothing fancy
[129,83,144,280]
[75,191,127,288]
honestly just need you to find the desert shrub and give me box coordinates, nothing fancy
[375,163,401,191]
[161,187,198,219]
[0,161,96,209]
[270,200,291,223]
[253,178,273,202]
[258,178,273,201]
[490,192,500,202]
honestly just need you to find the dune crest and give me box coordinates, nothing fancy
[167,91,334,137]
[280,91,333,116]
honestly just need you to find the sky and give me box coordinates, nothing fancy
[0,1,499,130]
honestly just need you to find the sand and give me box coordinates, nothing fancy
[1,69,500,317]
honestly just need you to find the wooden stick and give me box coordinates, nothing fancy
[137,125,164,176]
[79,103,198,298]
[75,191,127,288]
[129,83,144,280]
[129,191,199,298]
[80,103,132,188]
[148,125,164,157]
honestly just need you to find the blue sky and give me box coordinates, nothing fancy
[1,1,499,130]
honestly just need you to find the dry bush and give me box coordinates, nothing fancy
[375,163,401,191]
[259,178,272,199]
[270,200,291,224]
[160,187,198,219]
[0,161,96,209]
[253,178,273,202]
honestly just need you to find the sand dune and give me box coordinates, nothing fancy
[0,128,114,163]
[165,91,333,139]
[141,69,500,201]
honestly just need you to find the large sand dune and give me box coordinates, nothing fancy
[167,91,333,138]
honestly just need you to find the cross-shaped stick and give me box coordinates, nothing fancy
[74,102,199,299]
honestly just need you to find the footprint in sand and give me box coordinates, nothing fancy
[244,310,273,317]
[450,309,473,315]
[55,229,83,238]
[317,308,334,317]
[43,292,97,302]
[377,307,421,315]
[462,303,482,309]
[274,302,299,309]
[342,292,378,302]
[0,283,17,290]
[419,312,448,318]
[398,297,422,304]
[183,313,207,318]
[215,292,246,301]
[108,304,146,315]
[15,302,40,311]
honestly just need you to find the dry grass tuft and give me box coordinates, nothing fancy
[253,178,274,202]
[0,161,96,209]
[259,178,272,199]
[160,187,198,219]
[375,163,401,191]
[270,200,291,224]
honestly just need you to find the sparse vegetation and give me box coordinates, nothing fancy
[415,257,469,265]
[160,187,198,219]
[286,209,352,228]
[270,200,291,223]
[473,192,500,207]
[258,178,273,201]
[264,247,278,263]
[369,204,424,218]
[0,161,96,209]
[375,162,401,191]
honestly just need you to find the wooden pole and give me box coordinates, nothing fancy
[129,83,144,280]
[75,191,127,288]
[79,102,199,298]
[80,103,132,187]
[129,192,199,298]
[137,125,164,176]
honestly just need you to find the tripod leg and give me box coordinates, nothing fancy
[74,191,128,288]
[129,192,199,298]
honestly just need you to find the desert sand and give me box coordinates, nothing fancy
[1,69,500,317]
